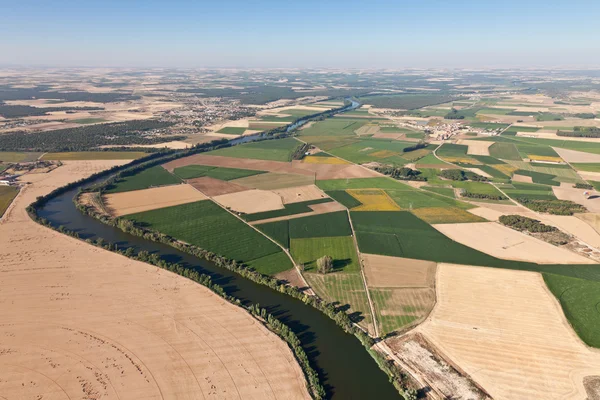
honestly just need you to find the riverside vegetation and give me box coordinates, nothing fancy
[27,103,419,400]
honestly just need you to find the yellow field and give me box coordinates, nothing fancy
[439,156,481,165]
[347,189,401,211]
[303,155,350,165]
[412,207,486,224]
[369,150,400,159]
[528,155,563,163]
[491,163,519,176]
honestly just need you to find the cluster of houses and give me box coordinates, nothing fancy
[0,174,18,186]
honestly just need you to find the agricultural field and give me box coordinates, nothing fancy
[41,151,147,160]
[0,151,42,162]
[174,164,266,180]
[0,186,19,217]
[291,236,359,272]
[105,165,182,193]
[125,199,292,274]
[207,137,303,162]
[216,127,247,135]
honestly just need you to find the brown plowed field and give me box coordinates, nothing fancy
[187,176,248,196]
[0,161,310,400]
[418,263,600,400]
[103,184,208,216]
[292,161,380,180]
[248,202,346,225]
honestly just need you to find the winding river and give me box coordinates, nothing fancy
[37,99,402,399]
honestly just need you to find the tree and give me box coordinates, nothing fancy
[316,256,333,274]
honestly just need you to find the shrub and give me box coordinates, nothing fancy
[374,166,426,181]
[516,198,587,215]
[574,183,594,190]
[460,191,507,201]
[317,255,333,274]
[499,215,557,233]
[440,169,488,182]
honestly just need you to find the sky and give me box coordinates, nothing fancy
[1,0,600,69]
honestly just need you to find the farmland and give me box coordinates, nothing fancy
[41,151,147,160]
[207,137,303,162]
[125,200,291,274]
[174,164,266,180]
[291,236,359,272]
[105,165,182,193]
[0,186,19,217]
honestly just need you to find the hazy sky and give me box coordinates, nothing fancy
[2,0,600,68]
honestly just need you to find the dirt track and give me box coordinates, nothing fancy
[0,161,310,399]
[418,263,600,400]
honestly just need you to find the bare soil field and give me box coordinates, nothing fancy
[553,185,600,213]
[187,176,248,196]
[274,268,308,290]
[103,184,208,217]
[553,147,600,163]
[292,161,380,180]
[362,254,436,288]
[0,161,310,399]
[232,172,315,190]
[418,263,600,400]
[272,184,328,204]
[214,189,284,214]
[511,174,534,183]
[577,213,600,235]
[385,333,490,400]
[434,222,595,264]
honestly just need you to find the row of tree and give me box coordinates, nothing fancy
[373,166,426,181]
[440,169,488,182]
[499,215,557,233]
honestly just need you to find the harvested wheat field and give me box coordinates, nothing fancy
[553,185,600,213]
[232,172,315,190]
[214,189,284,213]
[434,222,595,264]
[0,161,310,400]
[292,161,380,180]
[511,174,534,183]
[187,176,248,196]
[348,189,401,211]
[459,140,493,156]
[103,184,207,216]
[553,147,600,163]
[362,254,436,288]
[272,184,328,204]
[418,263,600,400]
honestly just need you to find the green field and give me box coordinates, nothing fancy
[216,127,247,135]
[502,182,558,201]
[421,186,455,198]
[385,189,454,209]
[289,211,352,239]
[255,220,290,248]
[436,143,469,158]
[207,137,303,162]
[469,122,510,130]
[316,177,409,191]
[41,151,146,160]
[489,142,522,160]
[544,273,600,347]
[327,139,415,165]
[105,165,182,193]
[370,288,424,335]
[516,144,560,159]
[0,186,19,217]
[291,236,359,272]
[242,198,332,222]
[305,272,372,327]
[298,118,366,137]
[325,190,363,208]
[513,169,560,186]
[245,251,294,275]
[572,163,600,173]
[0,152,42,162]
[73,118,107,124]
[126,200,290,274]
[173,164,266,180]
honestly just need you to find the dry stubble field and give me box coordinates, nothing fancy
[418,263,600,400]
[0,161,309,400]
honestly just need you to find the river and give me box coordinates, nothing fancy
[37,98,402,399]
